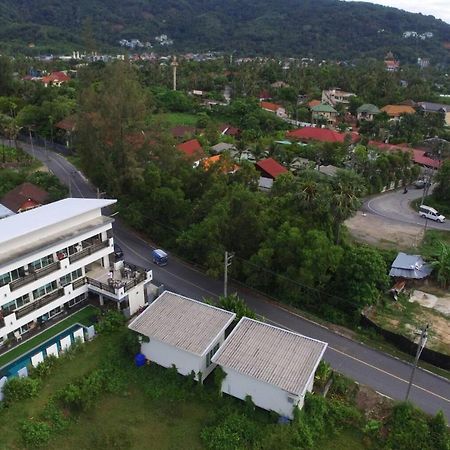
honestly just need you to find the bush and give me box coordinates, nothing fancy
[3,377,40,404]
[121,329,140,356]
[95,310,125,334]
[28,355,58,379]
[20,420,52,448]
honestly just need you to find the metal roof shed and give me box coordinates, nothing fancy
[389,252,432,279]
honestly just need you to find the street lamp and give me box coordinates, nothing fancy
[405,324,429,402]
[223,251,234,297]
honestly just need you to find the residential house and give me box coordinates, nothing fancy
[260,102,288,119]
[259,90,271,101]
[389,253,432,280]
[0,198,153,346]
[317,165,339,177]
[200,155,239,174]
[128,291,235,381]
[356,104,381,122]
[210,142,236,154]
[170,126,196,140]
[1,183,49,214]
[380,105,415,120]
[219,124,240,138]
[41,71,71,87]
[212,317,327,419]
[255,158,288,180]
[271,81,290,89]
[307,100,321,108]
[55,115,77,148]
[287,127,359,144]
[384,52,400,72]
[321,88,355,108]
[311,104,338,126]
[177,139,205,167]
[416,102,450,127]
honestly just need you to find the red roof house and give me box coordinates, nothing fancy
[219,124,240,137]
[1,182,49,213]
[255,158,288,179]
[177,139,205,159]
[42,71,71,87]
[287,127,359,144]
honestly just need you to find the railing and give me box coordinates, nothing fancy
[15,288,65,320]
[9,261,61,291]
[69,241,109,264]
[86,277,116,294]
[124,272,147,292]
[72,277,87,290]
[0,317,4,329]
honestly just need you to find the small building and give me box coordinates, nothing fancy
[260,101,287,118]
[384,52,400,72]
[212,317,328,419]
[416,102,450,127]
[311,103,338,125]
[201,155,239,174]
[1,182,49,214]
[255,158,288,180]
[41,71,71,87]
[356,104,381,122]
[321,88,355,108]
[177,139,205,166]
[389,253,432,280]
[380,105,415,120]
[287,127,359,144]
[219,124,240,138]
[170,126,196,140]
[129,291,235,381]
[210,142,236,154]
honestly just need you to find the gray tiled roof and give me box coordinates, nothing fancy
[389,252,432,279]
[128,291,235,356]
[212,318,327,395]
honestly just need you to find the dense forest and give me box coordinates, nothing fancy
[0,0,449,62]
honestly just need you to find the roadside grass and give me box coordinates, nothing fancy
[411,195,450,217]
[0,305,98,368]
[66,154,83,170]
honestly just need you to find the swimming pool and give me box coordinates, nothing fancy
[0,324,85,378]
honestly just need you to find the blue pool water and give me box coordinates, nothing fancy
[0,324,85,378]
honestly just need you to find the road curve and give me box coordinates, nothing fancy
[363,187,450,231]
[8,138,450,421]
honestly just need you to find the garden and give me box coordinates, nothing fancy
[0,311,448,449]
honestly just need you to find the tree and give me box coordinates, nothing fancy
[218,294,256,321]
[430,242,450,289]
[0,56,13,95]
[433,160,450,204]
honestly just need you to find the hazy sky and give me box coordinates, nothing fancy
[346,0,450,23]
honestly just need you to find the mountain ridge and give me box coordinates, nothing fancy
[0,0,449,63]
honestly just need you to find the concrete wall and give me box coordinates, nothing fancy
[141,339,204,380]
[221,367,303,419]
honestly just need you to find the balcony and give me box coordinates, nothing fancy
[15,288,65,320]
[72,277,87,290]
[9,261,61,292]
[69,241,110,264]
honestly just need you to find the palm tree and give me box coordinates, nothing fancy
[430,242,450,289]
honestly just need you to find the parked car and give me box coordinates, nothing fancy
[419,205,445,223]
[114,244,124,260]
[152,249,168,266]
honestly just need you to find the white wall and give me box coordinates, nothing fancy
[141,339,204,380]
[127,285,146,315]
[221,367,303,419]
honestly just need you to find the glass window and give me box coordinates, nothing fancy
[30,254,54,271]
[33,281,57,299]
[0,273,11,287]
[1,300,16,315]
[206,343,220,367]
[16,294,30,308]
[59,274,72,287]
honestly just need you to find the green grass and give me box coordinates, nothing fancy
[157,112,199,126]
[66,154,83,170]
[0,305,98,368]
[320,427,367,449]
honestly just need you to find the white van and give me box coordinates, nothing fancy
[419,205,446,223]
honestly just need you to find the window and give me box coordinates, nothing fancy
[1,300,16,316]
[48,306,62,318]
[60,269,83,287]
[30,254,54,271]
[206,342,220,367]
[68,293,86,308]
[33,281,57,299]
[15,294,30,308]
[0,272,11,287]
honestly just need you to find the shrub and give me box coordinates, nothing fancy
[41,401,70,433]
[3,377,40,404]
[29,355,58,379]
[95,310,125,334]
[121,329,140,356]
[20,420,52,448]
[314,361,332,388]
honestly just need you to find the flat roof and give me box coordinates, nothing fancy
[212,317,327,396]
[0,198,116,246]
[128,291,236,356]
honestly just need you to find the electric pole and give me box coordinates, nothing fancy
[224,251,234,297]
[171,56,178,91]
[405,324,429,402]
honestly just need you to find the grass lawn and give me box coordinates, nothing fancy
[320,427,367,450]
[0,305,98,368]
[157,112,199,126]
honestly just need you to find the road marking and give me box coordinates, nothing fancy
[266,317,450,405]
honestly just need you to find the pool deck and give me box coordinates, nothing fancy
[0,303,98,369]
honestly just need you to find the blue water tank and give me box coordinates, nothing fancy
[134,353,146,367]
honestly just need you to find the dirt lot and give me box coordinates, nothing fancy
[346,212,424,250]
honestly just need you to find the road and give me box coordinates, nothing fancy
[8,137,450,420]
[363,186,450,231]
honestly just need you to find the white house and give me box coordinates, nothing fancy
[128,291,235,381]
[0,198,152,345]
[212,317,328,419]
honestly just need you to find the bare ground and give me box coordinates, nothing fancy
[345,212,424,250]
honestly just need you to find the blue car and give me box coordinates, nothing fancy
[152,249,168,266]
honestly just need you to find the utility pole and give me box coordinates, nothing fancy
[405,324,429,402]
[29,129,35,159]
[171,56,178,91]
[223,251,234,297]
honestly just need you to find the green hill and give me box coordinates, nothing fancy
[0,0,449,63]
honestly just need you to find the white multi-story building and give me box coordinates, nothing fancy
[0,198,152,345]
[321,88,355,108]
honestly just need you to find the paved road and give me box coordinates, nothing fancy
[363,186,450,231]
[8,138,450,420]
